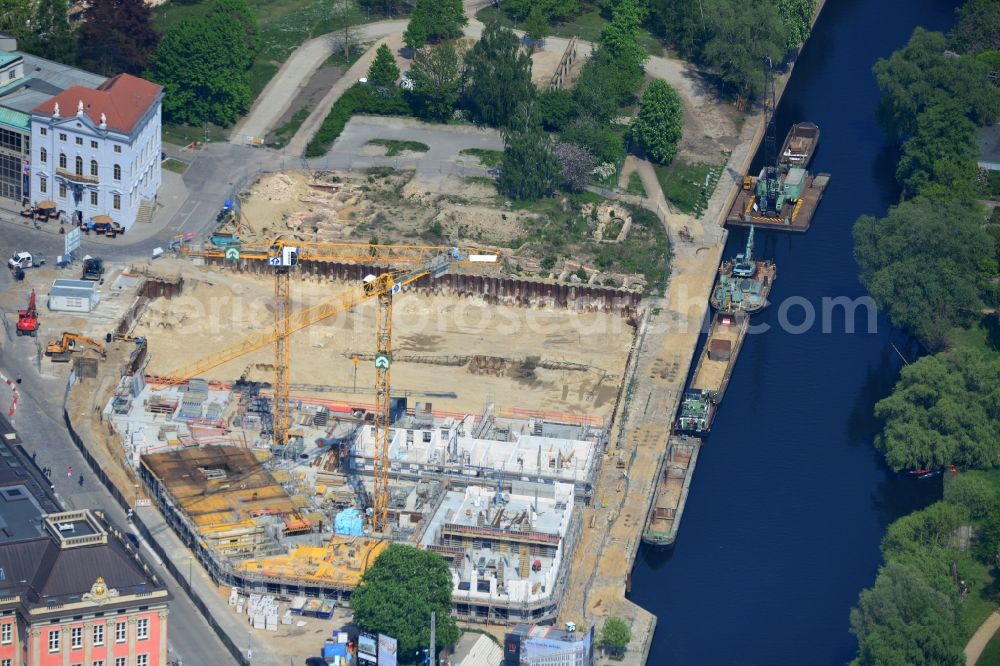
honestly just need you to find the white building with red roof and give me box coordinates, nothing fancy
[29,72,163,231]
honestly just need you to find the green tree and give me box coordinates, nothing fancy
[522,6,550,43]
[776,0,815,50]
[561,118,626,164]
[27,0,73,64]
[501,0,579,23]
[873,351,1000,471]
[600,0,649,68]
[630,80,683,165]
[850,562,964,666]
[701,0,786,99]
[537,88,577,131]
[147,0,260,126]
[943,474,999,521]
[76,0,160,76]
[403,0,466,49]
[499,114,560,200]
[950,0,1000,54]
[350,545,459,664]
[367,44,401,86]
[975,511,1000,566]
[463,20,534,128]
[0,0,34,44]
[406,42,463,121]
[600,616,632,655]
[572,48,643,122]
[873,28,1000,143]
[647,0,709,59]
[896,102,979,202]
[853,198,994,350]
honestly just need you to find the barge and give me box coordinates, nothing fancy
[779,122,820,170]
[726,167,830,232]
[690,311,750,406]
[642,436,702,546]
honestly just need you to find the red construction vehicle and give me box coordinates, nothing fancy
[16,289,39,337]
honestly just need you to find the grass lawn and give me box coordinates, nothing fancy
[161,158,190,174]
[153,0,381,104]
[950,315,1000,356]
[367,139,430,156]
[655,157,727,216]
[161,122,230,146]
[476,6,662,55]
[626,171,647,197]
[324,43,367,68]
[980,628,1000,666]
[270,107,311,148]
[460,148,504,167]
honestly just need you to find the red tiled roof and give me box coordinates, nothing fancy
[32,73,162,134]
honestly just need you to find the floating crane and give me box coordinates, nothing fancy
[165,240,500,532]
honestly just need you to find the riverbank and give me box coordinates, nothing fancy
[555,3,829,661]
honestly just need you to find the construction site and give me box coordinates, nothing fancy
[55,204,641,635]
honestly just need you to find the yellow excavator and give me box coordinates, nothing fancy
[45,332,106,362]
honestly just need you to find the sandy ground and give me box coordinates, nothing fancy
[135,262,633,421]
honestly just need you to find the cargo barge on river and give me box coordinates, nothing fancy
[642,436,702,546]
[727,121,830,232]
[779,122,820,170]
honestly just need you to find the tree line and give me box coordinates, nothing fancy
[489,0,816,99]
[849,1,1000,663]
[0,0,262,128]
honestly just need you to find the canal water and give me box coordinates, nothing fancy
[629,1,960,664]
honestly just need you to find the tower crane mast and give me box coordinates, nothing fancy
[166,241,499,532]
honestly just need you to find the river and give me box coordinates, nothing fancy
[629,1,960,663]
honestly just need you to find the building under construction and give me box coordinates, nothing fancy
[122,380,596,621]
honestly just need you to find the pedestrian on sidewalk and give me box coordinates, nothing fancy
[31,452,36,462]
[67,466,74,477]
[78,475,84,487]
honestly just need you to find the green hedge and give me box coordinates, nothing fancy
[304,84,412,157]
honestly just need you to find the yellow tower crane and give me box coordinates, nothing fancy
[167,241,499,532]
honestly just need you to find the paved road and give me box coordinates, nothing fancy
[0,270,233,666]
[234,20,407,148]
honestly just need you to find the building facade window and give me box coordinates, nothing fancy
[113,164,121,180]
[71,626,82,648]
[59,153,67,169]
[115,621,126,643]
[0,128,22,153]
[113,193,120,210]
[116,659,126,666]
[2,658,10,666]
[113,144,121,154]
[91,140,98,149]
[40,147,46,163]
[90,159,98,177]
[40,177,47,193]
[1,622,10,643]
[59,133,66,141]
[136,655,148,666]
[58,183,66,198]
[93,623,104,646]
[90,191,97,206]
[40,127,47,136]
[136,618,148,640]
[75,156,83,176]
[75,137,82,145]
[93,662,103,666]
[48,629,59,652]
